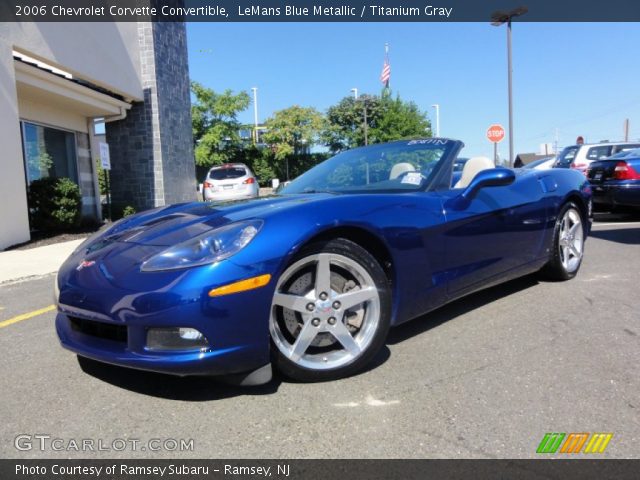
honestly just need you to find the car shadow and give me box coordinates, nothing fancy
[387,274,540,345]
[77,356,281,401]
[589,227,640,245]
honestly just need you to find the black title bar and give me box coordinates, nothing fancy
[3,459,640,480]
[1,0,640,22]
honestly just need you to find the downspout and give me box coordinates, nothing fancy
[103,105,129,123]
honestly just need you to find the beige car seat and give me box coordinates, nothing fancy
[389,162,415,180]
[454,157,495,189]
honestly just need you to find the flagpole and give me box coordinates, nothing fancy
[385,43,389,90]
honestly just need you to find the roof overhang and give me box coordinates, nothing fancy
[14,60,131,120]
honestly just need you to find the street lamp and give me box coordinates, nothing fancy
[350,88,358,100]
[251,87,259,144]
[491,6,528,167]
[431,104,440,137]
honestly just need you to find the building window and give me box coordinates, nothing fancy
[21,122,78,184]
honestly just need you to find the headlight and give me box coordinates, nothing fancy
[140,220,262,272]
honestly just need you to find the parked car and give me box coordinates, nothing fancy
[202,163,259,201]
[523,156,555,170]
[55,139,591,385]
[554,142,640,174]
[587,148,640,211]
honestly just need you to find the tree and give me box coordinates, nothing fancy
[262,106,325,179]
[191,81,250,168]
[370,96,432,143]
[322,95,382,153]
[323,94,432,152]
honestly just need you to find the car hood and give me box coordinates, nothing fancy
[99,194,330,247]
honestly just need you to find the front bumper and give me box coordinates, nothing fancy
[55,250,276,377]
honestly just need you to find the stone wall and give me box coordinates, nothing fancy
[106,17,196,213]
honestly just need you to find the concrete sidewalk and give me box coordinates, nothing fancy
[0,238,85,284]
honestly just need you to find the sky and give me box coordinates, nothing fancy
[186,22,640,159]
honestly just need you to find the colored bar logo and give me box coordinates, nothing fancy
[537,433,613,454]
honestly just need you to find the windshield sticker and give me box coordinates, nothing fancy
[401,172,423,185]
[407,139,449,146]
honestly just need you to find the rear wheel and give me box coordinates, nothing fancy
[541,202,585,280]
[269,238,391,382]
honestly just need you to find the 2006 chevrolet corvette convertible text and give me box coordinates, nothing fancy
[55,139,591,384]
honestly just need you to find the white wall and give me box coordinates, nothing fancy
[18,96,88,133]
[0,42,30,249]
[1,22,143,101]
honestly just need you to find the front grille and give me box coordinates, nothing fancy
[69,316,127,343]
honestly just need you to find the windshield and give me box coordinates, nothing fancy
[555,146,579,168]
[609,147,640,159]
[280,140,457,194]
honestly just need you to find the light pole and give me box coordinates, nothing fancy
[353,90,368,146]
[251,87,259,144]
[491,6,527,167]
[431,104,440,137]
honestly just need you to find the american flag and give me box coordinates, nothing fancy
[380,55,391,86]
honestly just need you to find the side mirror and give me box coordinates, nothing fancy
[197,183,203,194]
[450,168,515,210]
[461,168,515,201]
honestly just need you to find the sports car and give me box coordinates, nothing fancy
[55,139,591,385]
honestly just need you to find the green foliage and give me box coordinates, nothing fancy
[371,96,432,143]
[323,95,383,152]
[191,81,251,168]
[239,145,277,185]
[38,151,53,172]
[262,106,325,160]
[122,205,136,217]
[261,106,325,180]
[96,159,107,195]
[27,177,81,231]
[323,94,432,153]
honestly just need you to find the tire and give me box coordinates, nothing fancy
[269,238,391,382]
[541,202,585,280]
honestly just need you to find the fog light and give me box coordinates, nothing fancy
[146,327,209,351]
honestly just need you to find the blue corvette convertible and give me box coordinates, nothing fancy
[55,139,591,384]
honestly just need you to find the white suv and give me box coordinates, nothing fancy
[554,142,640,174]
[202,163,259,201]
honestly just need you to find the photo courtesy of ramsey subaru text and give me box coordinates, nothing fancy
[54,139,591,385]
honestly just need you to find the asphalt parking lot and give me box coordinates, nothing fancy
[1,213,638,459]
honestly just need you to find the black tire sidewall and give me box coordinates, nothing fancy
[271,237,392,382]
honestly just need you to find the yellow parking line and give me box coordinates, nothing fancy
[0,305,56,329]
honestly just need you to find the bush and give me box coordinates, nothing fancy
[122,205,136,217]
[28,177,81,231]
[102,202,138,221]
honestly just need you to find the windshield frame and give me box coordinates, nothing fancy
[279,139,464,195]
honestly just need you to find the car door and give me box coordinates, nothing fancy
[438,173,548,296]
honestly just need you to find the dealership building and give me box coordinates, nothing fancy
[0,21,196,250]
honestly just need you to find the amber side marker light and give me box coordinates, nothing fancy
[208,274,272,297]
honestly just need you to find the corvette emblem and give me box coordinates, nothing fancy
[76,260,96,271]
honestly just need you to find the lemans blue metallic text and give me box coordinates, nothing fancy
[55,139,592,384]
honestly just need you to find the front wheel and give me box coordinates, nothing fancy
[541,202,585,280]
[269,238,391,382]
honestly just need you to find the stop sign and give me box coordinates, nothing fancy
[487,124,505,143]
